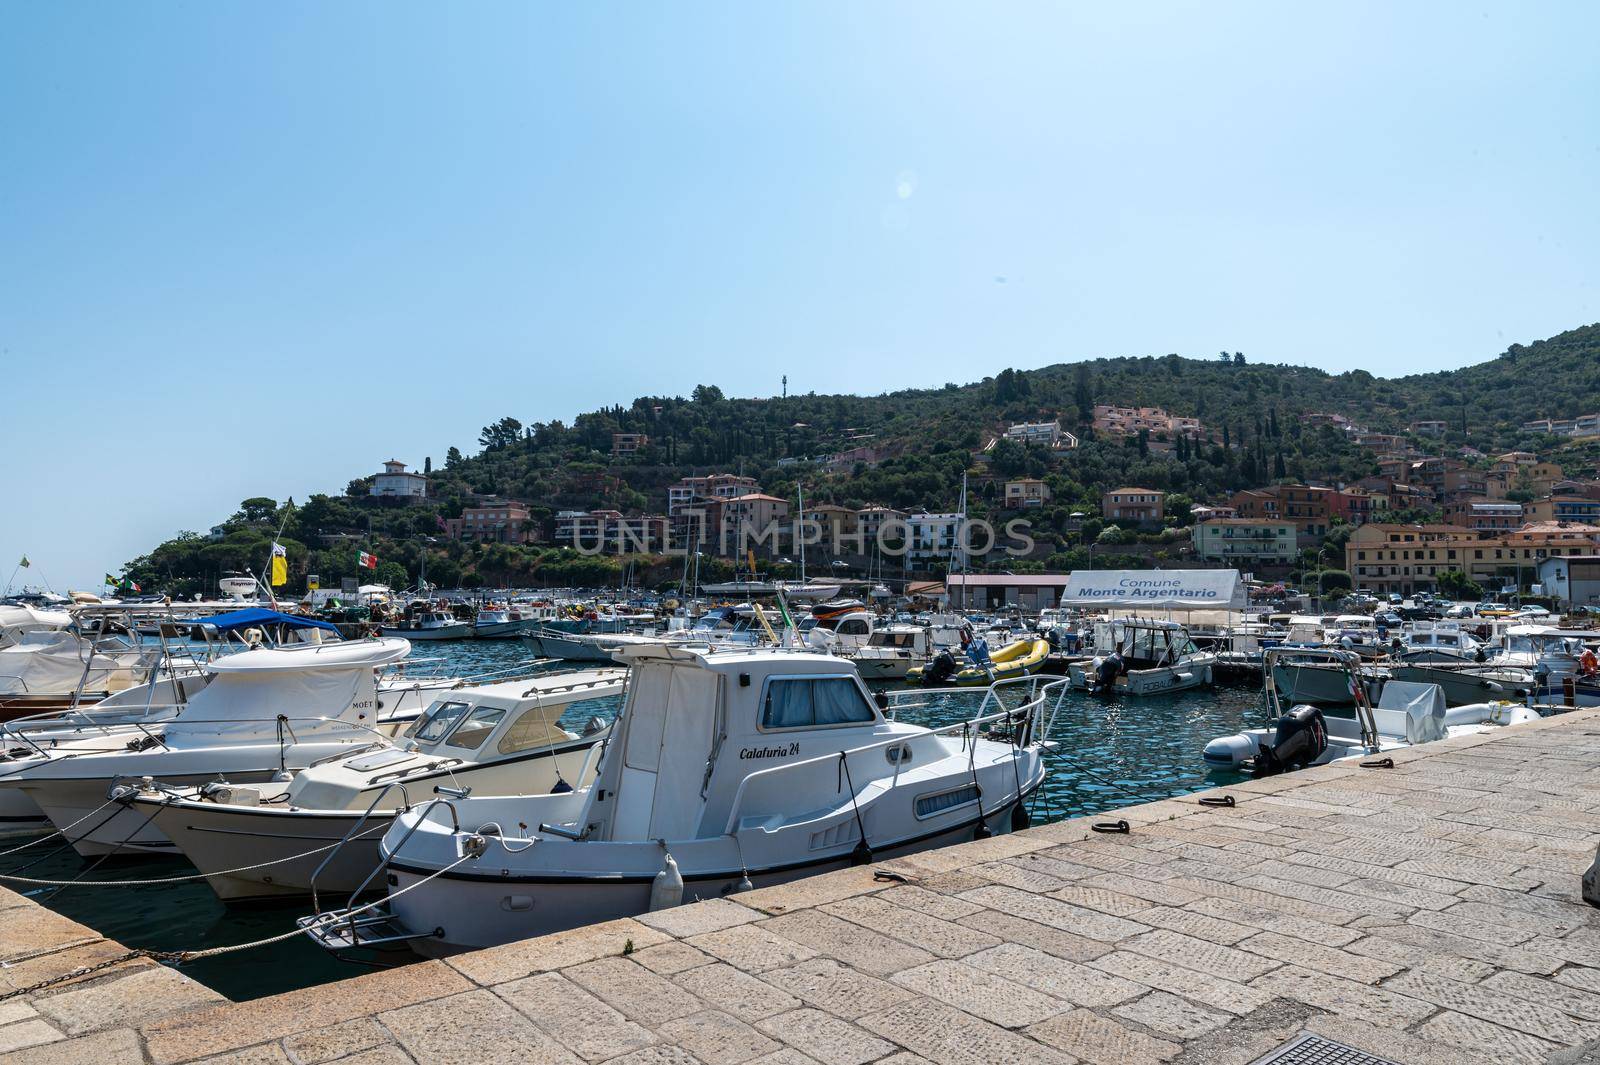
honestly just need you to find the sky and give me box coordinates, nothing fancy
[2,1,1597,592]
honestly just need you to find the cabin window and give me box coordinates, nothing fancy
[916,784,979,819]
[761,676,876,730]
[838,619,869,636]
[446,705,506,749]
[406,701,469,743]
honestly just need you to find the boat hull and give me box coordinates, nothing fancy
[1269,662,1382,707]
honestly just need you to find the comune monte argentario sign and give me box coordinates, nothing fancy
[1059,569,1244,610]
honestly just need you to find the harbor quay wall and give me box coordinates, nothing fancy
[8,711,1600,1063]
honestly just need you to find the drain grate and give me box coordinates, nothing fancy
[1247,1033,1402,1065]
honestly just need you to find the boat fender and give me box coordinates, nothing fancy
[650,847,684,910]
[551,777,574,794]
[1202,665,1213,686]
[1010,802,1031,832]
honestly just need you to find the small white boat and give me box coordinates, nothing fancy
[129,668,624,900]
[380,607,472,641]
[1396,621,1484,665]
[3,638,426,856]
[470,604,541,640]
[850,624,938,681]
[301,645,1058,957]
[1069,619,1217,695]
[1205,648,1539,775]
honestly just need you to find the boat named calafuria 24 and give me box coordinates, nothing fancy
[301,643,1061,957]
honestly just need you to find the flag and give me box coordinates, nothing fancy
[105,573,118,587]
[358,551,378,570]
[270,542,288,587]
[17,556,28,569]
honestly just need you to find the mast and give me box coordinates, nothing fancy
[797,482,807,584]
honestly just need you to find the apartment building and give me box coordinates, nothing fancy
[667,474,759,515]
[1004,420,1077,449]
[1439,500,1523,536]
[446,500,536,544]
[1346,522,1600,596]
[1091,406,1203,439]
[369,459,427,503]
[1228,485,1339,540]
[610,432,649,457]
[1191,519,1297,566]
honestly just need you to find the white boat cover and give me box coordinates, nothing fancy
[205,638,410,673]
[0,633,148,695]
[0,605,73,648]
[1061,570,1244,610]
[1372,680,1448,744]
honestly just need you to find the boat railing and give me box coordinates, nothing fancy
[722,681,1056,836]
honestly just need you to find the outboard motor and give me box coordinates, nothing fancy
[1251,705,1327,777]
[922,650,959,687]
[1088,652,1124,693]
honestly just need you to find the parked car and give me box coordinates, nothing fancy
[1388,593,1403,605]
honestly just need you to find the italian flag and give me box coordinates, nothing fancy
[358,551,378,570]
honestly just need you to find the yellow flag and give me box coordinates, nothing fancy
[271,555,287,586]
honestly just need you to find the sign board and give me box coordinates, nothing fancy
[341,577,359,597]
[307,574,320,591]
[1060,569,1244,610]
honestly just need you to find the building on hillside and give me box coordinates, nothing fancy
[800,503,859,555]
[822,445,884,473]
[1439,500,1523,536]
[1409,420,1448,436]
[720,494,790,555]
[1524,415,1600,438]
[554,510,668,553]
[369,459,427,503]
[610,433,649,457]
[1190,504,1238,522]
[903,512,965,568]
[1191,519,1297,566]
[1523,496,1600,525]
[1536,556,1600,611]
[1228,485,1339,542]
[1101,488,1164,527]
[1353,431,1409,453]
[1304,413,1352,429]
[855,506,908,553]
[945,573,1071,611]
[1004,419,1077,449]
[1439,467,1488,501]
[667,474,759,515]
[1331,487,1378,525]
[446,501,536,544]
[1003,479,1051,509]
[1091,406,1202,439]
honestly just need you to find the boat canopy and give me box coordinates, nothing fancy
[1061,569,1244,610]
[197,608,341,635]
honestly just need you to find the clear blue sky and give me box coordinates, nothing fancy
[3,2,1596,592]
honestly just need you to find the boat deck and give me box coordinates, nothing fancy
[9,709,1600,1063]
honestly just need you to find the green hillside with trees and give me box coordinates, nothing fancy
[120,323,1600,595]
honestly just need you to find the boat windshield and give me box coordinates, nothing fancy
[406,700,470,743]
[761,676,876,730]
[446,704,507,749]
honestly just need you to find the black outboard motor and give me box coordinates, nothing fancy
[1251,705,1327,777]
[922,650,959,687]
[1089,652,1124,694]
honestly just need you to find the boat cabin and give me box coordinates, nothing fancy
[1092,618,1201,669]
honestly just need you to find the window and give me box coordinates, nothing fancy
[915,785,979,819]
[406,701,469,743]
[761,677,877,730]
[443,704,506,749]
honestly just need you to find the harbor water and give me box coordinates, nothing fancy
[8,639,1261,1001]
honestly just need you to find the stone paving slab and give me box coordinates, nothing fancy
[7,707,1600,1062]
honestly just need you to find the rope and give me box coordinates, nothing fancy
[0,852,474,1003]
[0,823,390,887]
[0,799,118,859]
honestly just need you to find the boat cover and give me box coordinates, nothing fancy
[197,609,341,635]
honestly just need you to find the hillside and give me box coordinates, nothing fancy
[122,323,1600,594]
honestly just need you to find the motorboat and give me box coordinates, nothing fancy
[1395,621,1485,665]
[1205,648,1539,775]
[3,638,424,857]
[907,636,1051,687]
[801,608,875,654]
[300,646,1058,957]
[1068,619,1216,695]
[470,603,541,640]
[850,625,939,681]
[380,605,472,641]
[1489,626,1600,707]
[1269,650,1386,707]
[128,668,624,900]
[1388,662,1536,706]
[0,604,73,650]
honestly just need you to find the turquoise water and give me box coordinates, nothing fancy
[5,641,1263,1000]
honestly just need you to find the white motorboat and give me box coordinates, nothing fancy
[1396,621,1485,665]
[300,645,1057,957]
[850,624,939,681]
[1490,625,1600,707]
[1388,662,1537,706]
[0,604,73,650]
[3,638,425,856]
[380,606,472,641]
[1069,619,1217,695]
[470,604,541,640]
[1204,648,1538,775]
[0,625,168,717]
[129,668,624,900]
[801,608,876,655]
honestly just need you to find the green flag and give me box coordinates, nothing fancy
[17,556,28,568]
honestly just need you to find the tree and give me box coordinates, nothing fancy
[235,498,278,525]
[423,456,432,474]
[445,446,463,468]
[479,417,523,451]
[1438,569,1484,601]
[1232,352,1246,365]
[1096,524,1128,546]
[691,384,725,404]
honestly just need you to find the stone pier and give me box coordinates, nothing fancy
[9,709,1600,1064]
